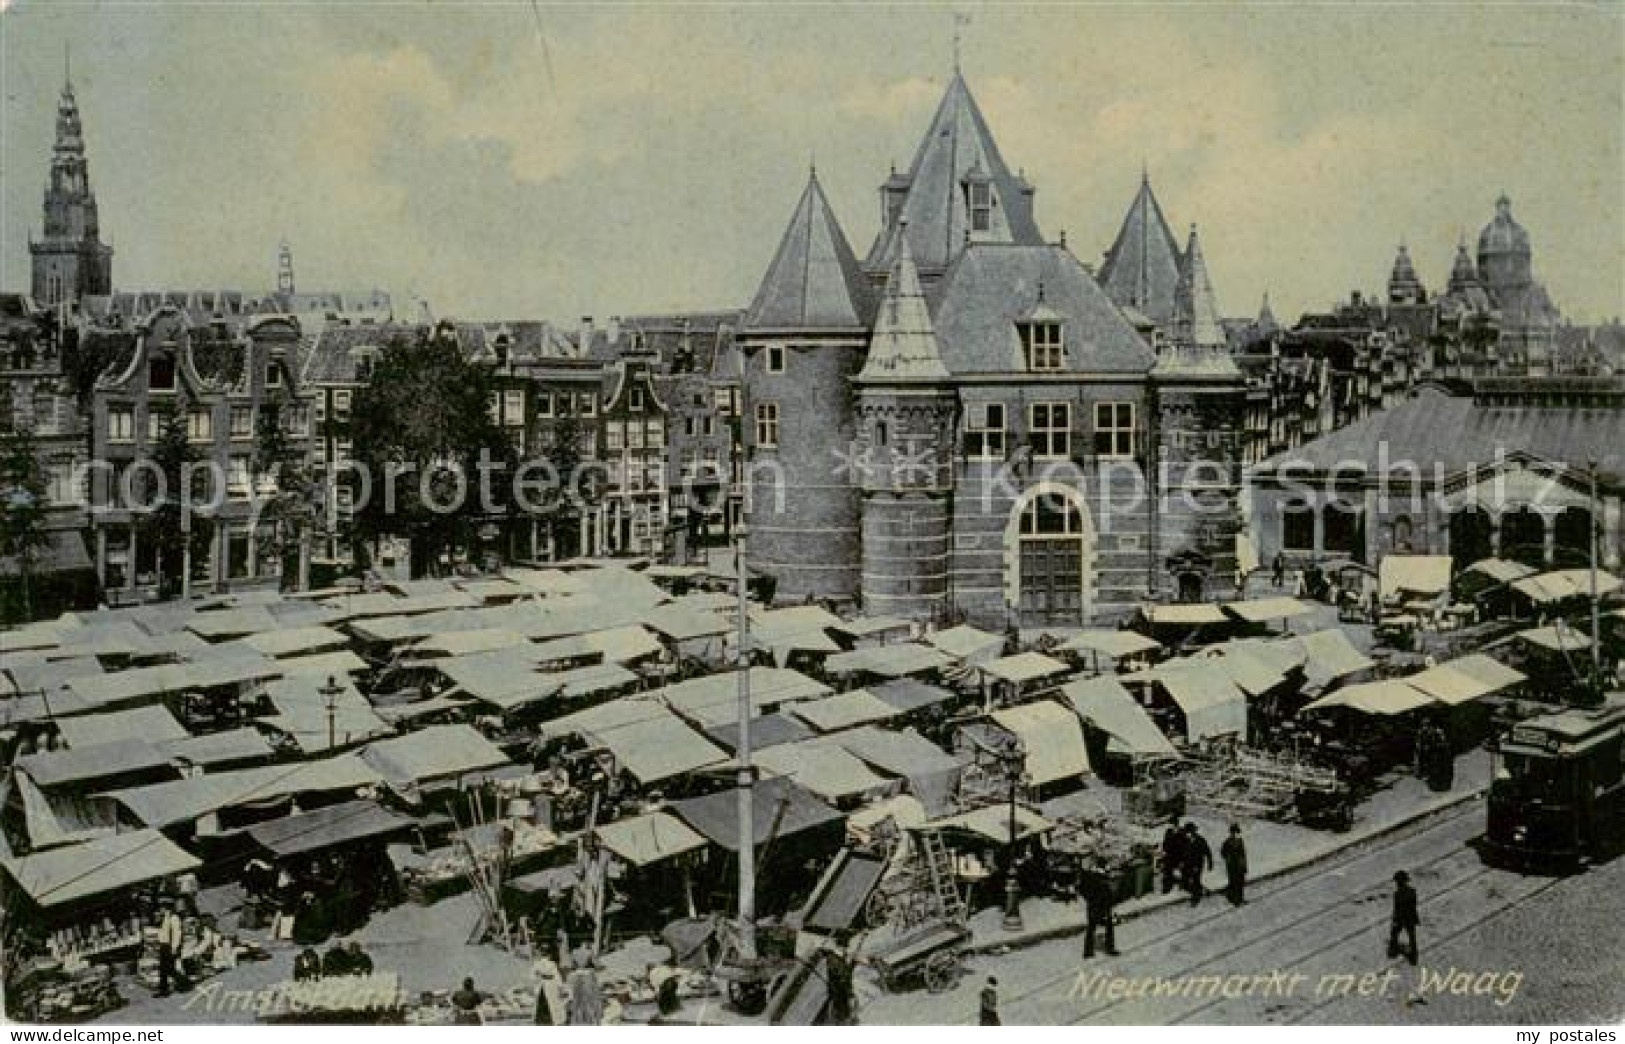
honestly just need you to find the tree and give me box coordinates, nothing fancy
[349,326,518,577]
[140,395,213,600]
[0,427,50,623]
[254,398,323,590]
[544,412,604,560]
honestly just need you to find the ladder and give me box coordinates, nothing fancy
[918,830,966,925]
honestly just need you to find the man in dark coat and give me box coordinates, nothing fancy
[1181,823,1213,906]
[321,941,351,978]
[1080,865,1119,958]
[1272,552,1286,589]
[979,976,1000,1025]
[1389,870,1420,965]
[292,947,322,982]
[1159,825,1186,894]
[1220,824,1249,906]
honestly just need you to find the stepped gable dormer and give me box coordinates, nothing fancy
[744,168,872,333]
[863,72,1044,282]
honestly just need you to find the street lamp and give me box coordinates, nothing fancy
[997,734,1028,932]
[319,674,343,751]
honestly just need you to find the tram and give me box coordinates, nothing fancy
[1483,695,1625,871]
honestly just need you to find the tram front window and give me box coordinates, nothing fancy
[1496,753,1574,802]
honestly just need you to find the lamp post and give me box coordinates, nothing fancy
[319,674,342,751]
[1588,457,1603,697]
[998,734,1027,932]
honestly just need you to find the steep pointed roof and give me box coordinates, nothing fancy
[858,225,950,382]
[1256,291,1279,335]
[864,73,1044,274]
[1097,171,1184,325]
[1173,224,1226,350]
[745,171,871,332]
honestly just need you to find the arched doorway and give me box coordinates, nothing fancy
[1449,507,1493,570]
[1322,499,1365,561]
[1500,508,1546,567]
[1554,507,1593,567]
[1005,483,1095,626]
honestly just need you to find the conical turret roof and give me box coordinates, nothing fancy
[858,224,950,382]
[864,73,1044,274]
[745,170,871,332]
[1098,170,1184,325]
[1173,224,1226,349]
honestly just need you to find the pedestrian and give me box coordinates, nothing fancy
[533,957,565,1025]
[1159,823,1186,894]
[1220,824,1249,906]
[1292,570,1306,598]
[346,940,373,975]
[292,947,321,982]
[1181,823,1213,906]
[321,940,351,977]
[566,952,604,1026]
[1388,870,1419,965]
[1272,552,1285,589]
[1080,864,1119,958]
[451,976,486,1025]
[979,976,1000,1026]
[155,898,184,997]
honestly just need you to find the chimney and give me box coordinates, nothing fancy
[579,316,594,354]
[607,316,622,346]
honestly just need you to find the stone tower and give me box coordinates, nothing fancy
[30,62,113,309]
[740,170,873,603]
[853,224,958,621]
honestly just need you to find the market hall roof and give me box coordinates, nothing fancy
[863,72,1045,274]
[1255,386,1625,480]
[744,170,872,333]
[931,244,1155,375]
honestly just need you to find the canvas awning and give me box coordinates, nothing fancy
[1461,558,1538,586]
[1143,603,1228,626]
[54,705,188,749]
[67,654,282,712]
[671,776,844,853]
[0,627,63,655]
[1516,624,1593,652]
[1446,653,1525,693]
[243,626,350,659]
[1224,597,1314,623]
[277,650,369,677]
[529,625,663,666]
[704,714,816,755]
[101,755,382,827]
[756,742,890,801]
[244,799,414,860]
[1288,629,1374,687]
[657,667,830,728]
[1061,676,1178,758]
[1199,646,1291,696]
[2,829,200,910]
[869,678,957,715]
[982,652,1069,686]
[596,811,708,866]
[990,700,1090,785]
[536,698,667,742]
[640,604,732,643]
[926,625,1004,665]
[928,804,1053,845]
[823,726,964,815]
[360,724,511,785]
[262,676,394,753]
[1303,679,1435,716]
[587,710,728,785]
[1512,570,1623,605]
[162,727,274,769]
[17,740,175,790]
[1060,630,1161,659]
[1153,665,1248,741]
[787,690,901,733]
[824,643,953,679]
[1379,555,1454,600]
[187,607,278,640]
[832,615,912,639]
[409,627,530,660]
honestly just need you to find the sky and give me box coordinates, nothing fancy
[1,2,1621,325]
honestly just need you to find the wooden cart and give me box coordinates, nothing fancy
[868,921,971,993]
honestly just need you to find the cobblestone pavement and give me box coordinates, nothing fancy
[854,801,1625,1026]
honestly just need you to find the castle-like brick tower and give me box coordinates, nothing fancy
[31,62,113,310]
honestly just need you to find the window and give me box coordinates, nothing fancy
[767,346,786,373]
[488,392,502,425]
[580,431,597,457]
[756,402,780,448]
[607,423,624,452]
[1019,493,1084,535]
[628,423,645,450]
[645,419,663,445]
[148,411,163,441]
[149,357,176,391]
[579,393,597,417]
[1021,321,1065,371]
[1028,402,1070,459]
[266,364,282,388]
[714,388,737,415]
[503,389,525,424]
[108,407,135,443]
[228,458,252,497]
[288,405,310,437]
[187,409,213,442]
[47,463,76,506]
[680,449,698,479]
[968,181,993,233]
[1282,498,1315,552]
[702,415,716,438]
[334,390,352,419]
[963,402,1006,459]
[231,406,255,439]
[537,392,554,418]
[684,417,697,438]
[1093,401,1136,458]
[630,388,645,413]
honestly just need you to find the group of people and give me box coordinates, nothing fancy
[1159,822,1249,907]
[292,940,374,981]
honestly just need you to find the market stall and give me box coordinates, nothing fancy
[988,700,1090,792]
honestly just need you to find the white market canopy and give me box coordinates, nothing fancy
[1379,555,1454,600]
[3,829,200,910]
[981,651,1070,686]
[1061,676,1178,758]
[595,811,709,866]
[359,724,513,786]
[1512,569,1622,605]
[925,625,1005,665]
[929,803,1053,845]
[585,709,729,785]
[529,625,663,666]
[990,700,1090,785]
[54,705,189,750]
[1516,623,1594,653]
[242,626,350,659]
[787,689,902,733]
[1059,629,1161,659]
[823,642,953,679]
[1286,629,1375,687]
[655,667,830,728]
[1223,597,1315,623]
[1303,679,1435,716]
[756,741,890,802]
[1146,665,1247,742]
[1143,603,1229,626]
[66,653,283,712]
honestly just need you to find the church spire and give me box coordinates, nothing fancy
[859,222,949,382]
[32,59,112,308]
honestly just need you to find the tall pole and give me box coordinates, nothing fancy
[733,343,756,962]
[1589,458,1602,686]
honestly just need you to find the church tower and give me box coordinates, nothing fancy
[853,223,958,621]
[30,60,113,309]
[740,170,873,603]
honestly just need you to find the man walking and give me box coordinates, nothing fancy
[1389,871,1420,965]
[1181,823,1213,906]
[1271,552,1286,589]
[1080,863,1119,958]
[1220,824,1249,906]
[979,976,1000,1025]
[1159,823,1186,894]
[155,899,184,997]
